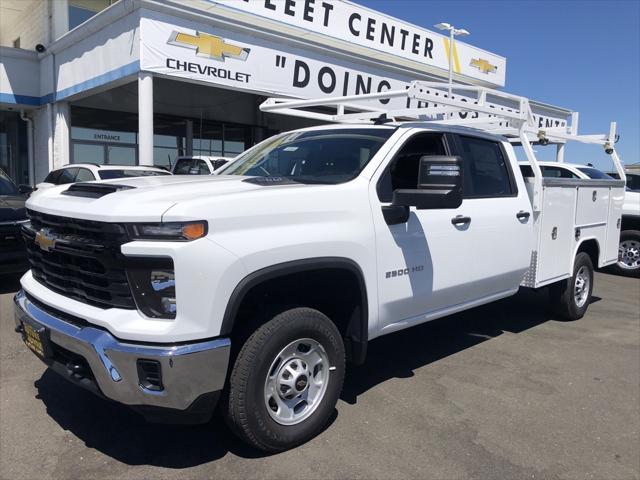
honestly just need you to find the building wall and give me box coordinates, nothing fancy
[0,0,48,50]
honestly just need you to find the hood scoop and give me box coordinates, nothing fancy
[61,183,135,198]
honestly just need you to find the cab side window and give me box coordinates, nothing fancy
[377,133,446,202]
[541,166,579,179]
[458,136,515,197]
[196,160,210,174]
[173,159,194,174]
[74,168,95,182]
[43,170,61,184]
[57,168,78,185]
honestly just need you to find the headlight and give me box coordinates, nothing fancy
[127,221,207,241]
[127,258,177,319]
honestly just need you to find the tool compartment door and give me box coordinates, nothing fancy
[537,186,576,283]
[576,186,610,226]
[605,186,625,264]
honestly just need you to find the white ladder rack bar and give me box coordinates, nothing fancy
[259,80,626,193]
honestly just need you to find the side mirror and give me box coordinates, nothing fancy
[392,155,463,210]
[18,184,34,195]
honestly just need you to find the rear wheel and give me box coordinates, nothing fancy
[612,230,640,277]
[550,252,594,320]
[224,308,345,452]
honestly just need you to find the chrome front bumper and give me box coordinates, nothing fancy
[14,290,230,412]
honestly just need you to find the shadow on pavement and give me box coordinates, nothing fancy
[33,286,564,467]
[34,369,270,467]
[341,287,557,404]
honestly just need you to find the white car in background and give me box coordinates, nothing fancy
[607,171,640,276]
[519,162,639,276]
[171,155,234,175]
[36,164,171,190]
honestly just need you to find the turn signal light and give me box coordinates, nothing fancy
[182,222,206,240]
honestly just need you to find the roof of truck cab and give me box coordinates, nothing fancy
[59,164,167,171]
[283,122,508,142]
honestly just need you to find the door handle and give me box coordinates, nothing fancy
[451,215,471,225]
[516,211,531,220]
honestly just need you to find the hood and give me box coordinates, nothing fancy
[0,194,27,222]
[25,175,307,222]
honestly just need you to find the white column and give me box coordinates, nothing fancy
[46,103,54,171]
[556,143,565,163]
[53,101,70,169]
[138,72,154,166]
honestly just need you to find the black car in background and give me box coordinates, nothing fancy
[0,169,31,274]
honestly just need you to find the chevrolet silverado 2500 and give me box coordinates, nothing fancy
[14,83,626,452]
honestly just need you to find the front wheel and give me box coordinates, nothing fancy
[550,252,594,320]
[224,308,345,452]
[612,230,640,277]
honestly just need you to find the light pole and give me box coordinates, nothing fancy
[434,23,470,98]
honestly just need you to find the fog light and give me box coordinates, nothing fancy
[137,359,163,391]
[127,258,177,319]
[161,297,176,315]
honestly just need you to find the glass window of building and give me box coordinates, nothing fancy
[68,1,114,30]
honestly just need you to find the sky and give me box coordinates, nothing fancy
[356,0,640,171]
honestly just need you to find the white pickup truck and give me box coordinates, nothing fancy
[14,83,626,452]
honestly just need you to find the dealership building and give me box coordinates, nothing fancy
[0,0,508,185]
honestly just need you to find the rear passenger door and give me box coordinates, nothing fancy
[451,134,533,298]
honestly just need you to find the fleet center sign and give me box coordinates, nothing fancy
[140,13,567,129]
[207,0,506,87]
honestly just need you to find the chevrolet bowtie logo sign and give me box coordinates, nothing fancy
[168,31,250,62]
[470,58,497,74]
[34,229,56,252]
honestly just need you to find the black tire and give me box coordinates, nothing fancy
[550,252,594,320]
[224,308,345,452]
[611,230,640,278]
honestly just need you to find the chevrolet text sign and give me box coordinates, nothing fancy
[208,0,506,87]
[140,14,567,129]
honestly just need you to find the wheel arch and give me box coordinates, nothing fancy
[221,257,369,364]
[621,215,640,232]
[574,237,600,270]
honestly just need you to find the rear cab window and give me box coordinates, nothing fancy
[457,135,516,198]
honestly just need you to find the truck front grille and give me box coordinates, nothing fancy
[23,209,135,309]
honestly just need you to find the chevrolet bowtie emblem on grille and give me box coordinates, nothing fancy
[34,229,56,252]
[168,31,250,62]
[470,58,498,74]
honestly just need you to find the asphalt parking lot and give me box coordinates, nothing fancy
[0,272,638,480]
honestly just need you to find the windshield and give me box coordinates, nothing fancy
[0,169,19,195]
[221,128,394,184]
[576,167,613,180]
[98,169,170,180]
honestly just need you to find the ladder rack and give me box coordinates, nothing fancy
[259,80,626,211]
